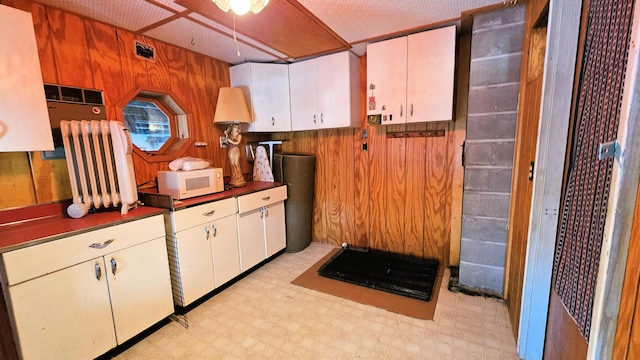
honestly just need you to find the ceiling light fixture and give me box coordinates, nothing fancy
[212,0,270,16]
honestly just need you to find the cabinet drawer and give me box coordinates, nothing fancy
[237,186,287,214]
[171,197,237,232]
[1,215,165,286]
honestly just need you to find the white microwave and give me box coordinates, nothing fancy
[157,168,224,199]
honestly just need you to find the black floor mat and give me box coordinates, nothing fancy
[318,246,439,301]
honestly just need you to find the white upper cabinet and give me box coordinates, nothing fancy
[290,51,360,131]
[0,5,54,151]
[366,36,407,124]
[230,63,291,132]
[367,25,457,124]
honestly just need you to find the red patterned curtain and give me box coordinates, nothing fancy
[552,0,635,340]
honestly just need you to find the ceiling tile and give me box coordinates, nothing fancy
[35,0,175,32]
[297,0,503,42]
[143,17,278,64]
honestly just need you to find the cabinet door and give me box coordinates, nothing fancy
[211,214,241,287]
[107,238,174,344]
[407,25,456,122]
[317,52,354,129]
[366,36,407,124]
[265,201,287,258]
[237,208,267,271]
[289,59,318,131]
[0,5,53,151]
[8,258,116,360]
[171,224,216,306]
[248,63,291,132]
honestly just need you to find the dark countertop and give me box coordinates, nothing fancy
[0,181,286,254]
[0,204,166,254]
[139,181,286,210]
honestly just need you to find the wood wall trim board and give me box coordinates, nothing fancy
[504,0,547,338]
[449,18,472,266]
[612,182,640,359]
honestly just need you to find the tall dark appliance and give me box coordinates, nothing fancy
[273,153,316,252]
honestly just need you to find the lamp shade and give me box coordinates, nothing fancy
[213,87,251,124]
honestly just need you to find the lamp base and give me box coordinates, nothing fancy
[229,176,246,188]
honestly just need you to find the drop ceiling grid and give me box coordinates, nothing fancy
[143,17,277,64]
[297,0,504,43]
[150,0,187,12]
[34,0,175,32]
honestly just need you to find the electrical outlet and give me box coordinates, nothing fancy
[219,136,227,148]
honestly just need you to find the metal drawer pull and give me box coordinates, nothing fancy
[89,239,114,249]
[262,196,271,201]
[205,225,210,240]
[272,117,275,126]
[313,114,316,124]
[110,257,117,275]
[202,210,215,216]
[212,223,218,237]
[259,207,264,219]
[264,206,269,217]
[320,113,324,123]
[95,262,102,280]
[400,104,403,118]
[410,103,414,116]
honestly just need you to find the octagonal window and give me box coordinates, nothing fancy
[116,87,192,163]
[123,98,172,151]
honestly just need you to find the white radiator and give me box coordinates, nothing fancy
[60,120,139,217]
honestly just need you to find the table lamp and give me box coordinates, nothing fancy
[213,87,252,187]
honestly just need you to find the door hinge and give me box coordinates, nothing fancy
[598,140,619,160]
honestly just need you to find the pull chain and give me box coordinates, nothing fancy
[233,14,240,57]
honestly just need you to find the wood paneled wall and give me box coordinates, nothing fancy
[0,0,460,265]
[280,55,456,264]
[0,0,237,209]
[281,123,454,264]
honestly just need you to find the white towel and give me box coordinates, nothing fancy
[169,157,209,171]
[252,146,274,182]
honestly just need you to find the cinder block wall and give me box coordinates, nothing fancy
[459,5,525,296]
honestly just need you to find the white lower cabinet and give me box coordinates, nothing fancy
[8,258,116,360]
[164,186,287,305]
[0,215,173,360]
[237,186,287,271]
[165,197,240,307]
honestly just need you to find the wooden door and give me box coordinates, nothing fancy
[108,237,173,344]
[8,258,116,360]
[544,0,635,357]
[504,0,548,338]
